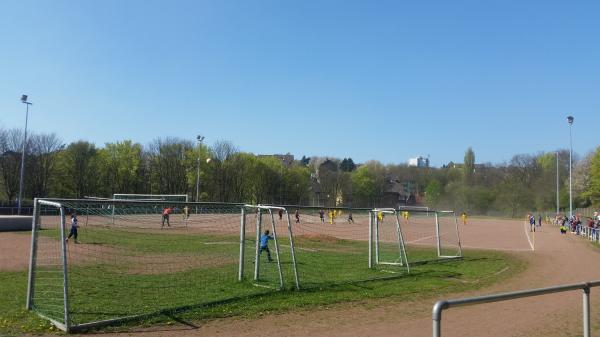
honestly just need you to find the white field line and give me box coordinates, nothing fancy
[523,221,535,251]
[459,244,534,252]
[280,244,319,252]
[406,234,437,244]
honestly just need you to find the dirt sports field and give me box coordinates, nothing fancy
[5,217,600,337]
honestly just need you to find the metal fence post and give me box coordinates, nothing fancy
[583,284,590,337]
[432,300,447,337]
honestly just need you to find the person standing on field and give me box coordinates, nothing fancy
[162,207,172,228]
[529,214,536,232]
[319,209,325,223]
[347,212,354,224]
[295,209,300,223]
[183,206,189,220]
[461,212,467,225]
[377,211,384,224]
[66,213,79,244]
[278,209,283,220]
[259,230,274,262]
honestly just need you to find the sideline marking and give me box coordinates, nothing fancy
[459,245,533,252]
[523,221,535,251]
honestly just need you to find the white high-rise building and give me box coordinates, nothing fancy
[408,156,430,168]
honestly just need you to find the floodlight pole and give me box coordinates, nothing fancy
[556,151,559,215]
[567,116,574,219]
[18,95,32,215]
[195,135,204,202]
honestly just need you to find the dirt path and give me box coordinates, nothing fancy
[14,218,600,336]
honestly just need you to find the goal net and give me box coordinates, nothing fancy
[399,209,462,263]
[371,209,410,273]
[27,198,271,332]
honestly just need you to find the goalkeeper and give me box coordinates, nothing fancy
[259,230,274,262]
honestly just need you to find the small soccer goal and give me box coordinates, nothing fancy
[398,209,463,264]
[111,194,190,228]
[370,208,410,274]
[240,205,300,290]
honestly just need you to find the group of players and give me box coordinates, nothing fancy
[159,206,446,228]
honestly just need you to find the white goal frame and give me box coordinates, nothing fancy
[369,208,410,273]
[241,204,300,290]
[435,210,463,259]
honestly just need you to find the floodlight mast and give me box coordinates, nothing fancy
[567,116,574,219]
[556,151,559,215]
[195,135,205,202]
[18,95,32,215]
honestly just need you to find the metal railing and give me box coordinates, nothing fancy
[433,280,600,337]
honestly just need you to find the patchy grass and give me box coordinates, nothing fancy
[3,228,526,335]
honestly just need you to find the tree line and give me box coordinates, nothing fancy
[1,127,599,216]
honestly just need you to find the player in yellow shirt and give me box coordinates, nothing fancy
[461,212,467,225]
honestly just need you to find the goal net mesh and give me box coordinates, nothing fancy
[29,199,265,331]
[28,199,461,331]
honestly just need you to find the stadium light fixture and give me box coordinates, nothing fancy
[567,116,574,219]
[196,135,205,202]
[17,95,33,215]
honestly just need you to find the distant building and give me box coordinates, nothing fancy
[257,153,294,167]
[408,156,430,168]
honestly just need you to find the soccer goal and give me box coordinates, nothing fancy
[370,208,410,273]
[239,205,300,290]
[27,198,266,332]
[398,209,462,264]
[111,194,190,227]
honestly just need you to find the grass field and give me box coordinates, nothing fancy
[0,225,526,336]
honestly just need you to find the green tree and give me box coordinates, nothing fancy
[424,179,442,207]
[97,140,143,195]
[351,165,376,207]
[585,147,600,206]
[340,158,356,172]
[148,138,192,195]
[54,141,99,198]
[463,147,475,185]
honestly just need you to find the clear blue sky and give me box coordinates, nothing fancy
[1,0,598,167]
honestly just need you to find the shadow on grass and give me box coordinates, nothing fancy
[71,268,459,333]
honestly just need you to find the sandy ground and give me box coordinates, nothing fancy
[5,218,600,336]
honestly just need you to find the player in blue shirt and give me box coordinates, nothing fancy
[529,214,536,232]
[65,213,79,243]
[259,230,274,262]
